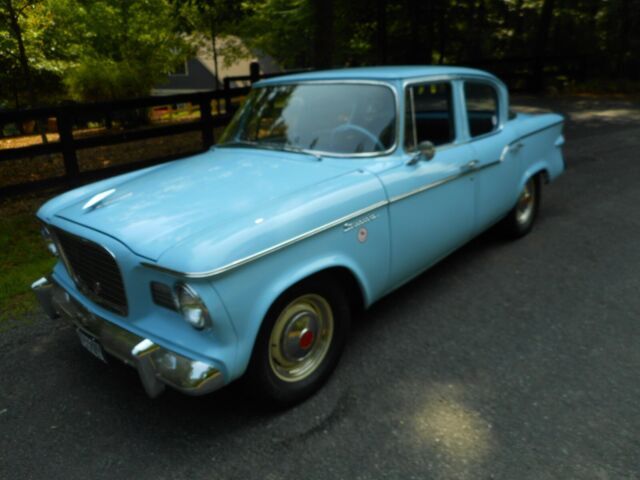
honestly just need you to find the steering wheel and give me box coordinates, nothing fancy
[330,124,384,151]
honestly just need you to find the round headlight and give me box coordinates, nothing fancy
[175,283,211,330]
[40,224,58,256]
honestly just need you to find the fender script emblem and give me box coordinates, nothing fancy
[343,213,378,232]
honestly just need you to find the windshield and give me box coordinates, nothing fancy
[218,83,396,155]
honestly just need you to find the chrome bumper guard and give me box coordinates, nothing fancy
[32,276,225,398]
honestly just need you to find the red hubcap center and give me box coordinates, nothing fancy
[299,330,314,350]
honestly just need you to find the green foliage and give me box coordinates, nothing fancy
[0,209,55,325]
[53,0,192,101]
[239,0,313,69]
[1,0,639,106]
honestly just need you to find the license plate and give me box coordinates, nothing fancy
[77,329,107,363]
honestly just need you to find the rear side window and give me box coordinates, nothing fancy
[464,82,499,137]
[404,82,455,150]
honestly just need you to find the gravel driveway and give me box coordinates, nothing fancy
[1,95,639,480]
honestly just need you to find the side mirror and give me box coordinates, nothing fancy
[407,140,436,165]
[418,140,436,160]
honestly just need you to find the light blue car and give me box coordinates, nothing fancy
[33,66,565,404]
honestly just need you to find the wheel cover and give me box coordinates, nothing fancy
[516,178,535,225]
[268,294,334,382]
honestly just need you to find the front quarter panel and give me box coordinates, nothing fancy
[211,202,391,379]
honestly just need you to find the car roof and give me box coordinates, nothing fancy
[256,66,497,86]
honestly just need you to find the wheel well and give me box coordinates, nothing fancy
[282,267,365,317]
[536,169,550,184]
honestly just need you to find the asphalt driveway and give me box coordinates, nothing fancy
[1,95,639,479]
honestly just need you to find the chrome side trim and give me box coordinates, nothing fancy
[142,151,515,280]
[142,120,564,280]
[509,120,564,144]
[141,200,390,278]
[476,159,501,171]
[389,169,466,203]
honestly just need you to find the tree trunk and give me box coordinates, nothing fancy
[508,0,524,55]
[311,0,333,69]
[469,0,486,63]
[5,0,48,143]
[618,0,630,76]
[376,0,387,64]
[408,0,418,63]
[437,2,449,64]
[530,0,556,92]
[209,15,221,90]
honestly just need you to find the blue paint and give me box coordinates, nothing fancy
[37,67,565,388]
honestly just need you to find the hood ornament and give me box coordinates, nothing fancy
[83,189,116,211]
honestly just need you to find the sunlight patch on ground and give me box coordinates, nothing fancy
[412,384,494,478]
[568,108,640,122]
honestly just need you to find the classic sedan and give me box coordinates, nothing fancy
[33,66,565,404]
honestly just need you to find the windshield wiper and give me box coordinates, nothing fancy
[218,140,322,161]
[217,140,260,148]
[258,142,323,161]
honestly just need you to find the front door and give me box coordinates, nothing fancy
[378,81,476,288]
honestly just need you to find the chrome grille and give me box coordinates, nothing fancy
[53,227,128,316]
[151,282,177,311]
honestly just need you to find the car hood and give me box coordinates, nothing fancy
[53,148,361,261]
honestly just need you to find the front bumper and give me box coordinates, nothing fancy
[32,276,225,398]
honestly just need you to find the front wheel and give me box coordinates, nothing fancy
[502,175,541,238]
[245,279,350,406]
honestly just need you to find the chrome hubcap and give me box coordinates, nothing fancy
[516,179,535,225]
[269,294,334,382]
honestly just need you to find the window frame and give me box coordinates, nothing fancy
[403,80,458,152]
[462,79,502,141]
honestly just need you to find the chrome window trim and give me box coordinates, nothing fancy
[399,74,507,147]
[461,78,503,140]
[401,77,459,153]
[219,79,401,159]
[409,86,417,150]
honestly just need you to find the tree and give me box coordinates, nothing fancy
[0,0,62,109]
[174,0,247,89]
[48,0,191,101]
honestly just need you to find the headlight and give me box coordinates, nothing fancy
[175,283,211,330]
[40,224,58,256]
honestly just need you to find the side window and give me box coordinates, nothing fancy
[464,82,499,137]
[404,82,455,151]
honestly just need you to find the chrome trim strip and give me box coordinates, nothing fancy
[475,159,502,171]
[389,169,466,203]
[142,118,564,280]
[508,120,564,144]
[141,200,390,278]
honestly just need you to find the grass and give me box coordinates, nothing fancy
[0,194,56,326]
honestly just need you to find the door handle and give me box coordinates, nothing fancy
[462,159,479,172]
[510,142,525,153]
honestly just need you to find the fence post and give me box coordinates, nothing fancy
[223,77,232,114]
[249,62,260,84]
[57,108,79,178]
[199,93,214,149]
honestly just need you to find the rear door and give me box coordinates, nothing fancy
[463,80,520,232]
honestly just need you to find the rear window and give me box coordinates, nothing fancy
[464,82,499,137]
